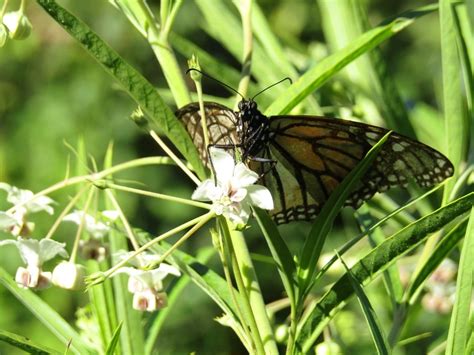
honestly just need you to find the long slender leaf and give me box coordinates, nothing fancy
[446,207,474,354]
[440,0,467,200]
[105,322,123,355]
[339,256,390,355]
[297,132,391,299]
[265,4,438,116]
[0,268,93,355]
[36,0,206,180]
[296,192,474,352]
[406,217,469,303]
[0,328,61,355]
[253,207,296,306]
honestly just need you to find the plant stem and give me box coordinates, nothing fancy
[70,187,96,262]
[226,221,279,354]
[105,182,210,210]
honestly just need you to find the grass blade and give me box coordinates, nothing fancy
[446,207,474,354]
[296,192,474,352]
[265,4,438,116]
[339,255,390,355]
[105,322,123,355]
[297,132,391,299]
[36,0,206,180]
[0,328,61,355]
[0,268,93,354]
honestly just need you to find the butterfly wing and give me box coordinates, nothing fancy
[176,102,239,165]
[253,116,454,224]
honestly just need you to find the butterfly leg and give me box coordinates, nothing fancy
[249,156,277,178]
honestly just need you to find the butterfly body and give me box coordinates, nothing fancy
[177,101,454,224]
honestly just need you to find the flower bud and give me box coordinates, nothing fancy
[3,11,32,40]
[274,324,288,343]
[315,341,342,355]
[0,24,7,47]
[52,262,86,290]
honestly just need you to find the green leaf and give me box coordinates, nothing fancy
[252,207,296,306]
[440,0,468,200]
[36,0,206,180]
[297,132,391,299]
[296,192,474,352]
[105,322,123,355]
[446,207,474,354]
[0,328,61,355]
[265,4,438,116]
[0,268,93,355]
[405,217,468,303]
[339,255,390,355]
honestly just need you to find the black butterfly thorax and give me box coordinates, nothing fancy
[237,99,273,160]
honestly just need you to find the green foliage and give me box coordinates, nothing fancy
[0,0,472,354]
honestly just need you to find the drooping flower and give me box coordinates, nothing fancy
[192,148,273,228]
[0,183,55,237]
[52,262,86,290]
[0,238,68,289]
[111,251,180,312]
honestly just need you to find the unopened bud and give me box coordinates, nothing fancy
[3,11,32,40]
[52,262,86,290]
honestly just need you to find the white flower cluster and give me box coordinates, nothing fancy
[112,251,181,312]
[192,148,274,228]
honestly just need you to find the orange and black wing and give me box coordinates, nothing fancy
[253,116,454,224]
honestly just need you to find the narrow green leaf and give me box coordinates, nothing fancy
[446,207,474,354]
[0,268,93,355]
[440,0,468,200]
[105,322,123,355]
[0,328,61,355]
[297,132,391,299]
[356,206,404,305]
[36,0,206,180]
[265,4,438,116]
[297,192,474,352]
[339,255,390,355]
[318,0,415,136]
[406,217,468,302]
[253,207,296,306]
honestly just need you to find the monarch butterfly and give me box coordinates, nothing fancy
[177,98,454,225]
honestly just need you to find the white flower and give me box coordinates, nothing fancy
[63,211,113,239]
[52,262,86,290]
[0,183,55,237]
[132,290,168,312]
[2,11,32,40]
[111,251,180,312]
[192,148,273,227]
[0,238,68,289]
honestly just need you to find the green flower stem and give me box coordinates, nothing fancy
[150,130,201,185]
[0,0,9,18]
[214,226,253,350]
[235,0,253,104]
[6,156,185,214]
[44,185,90,240]
[102,212,213,279]
[105,182,211,210]
[146,211,214,269]
[20,0,25,12]
[105,189,141,252]
[136,0,190,107]
[161,0,183,39]
[224,219,279,355]
[219,218,265,354]
[70,187,96,263]
[188,60,210,153]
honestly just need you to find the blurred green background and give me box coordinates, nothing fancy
[0,0,463,353]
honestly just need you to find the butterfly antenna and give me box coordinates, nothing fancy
[251,77,292,101]
[186,68,245,100]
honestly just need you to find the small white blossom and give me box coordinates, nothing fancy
[111,251,180,312]
[0,238,68,289]
[192,148,273,227]
[0,183,55,237]
[63,211,113,239]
